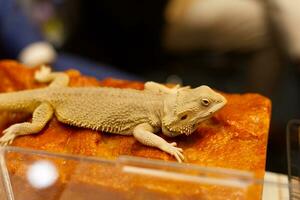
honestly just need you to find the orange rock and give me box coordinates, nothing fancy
[0,60,270,199]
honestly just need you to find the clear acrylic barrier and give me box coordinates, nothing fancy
[0,146,290,200]
[287,120,300,200]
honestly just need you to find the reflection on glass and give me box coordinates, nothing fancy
[26,160,58,189]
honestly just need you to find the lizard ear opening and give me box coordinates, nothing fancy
[180,115,188,120]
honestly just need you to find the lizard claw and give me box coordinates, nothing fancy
[0,134,15,146]
[170,142,177,146]
[161,142,184,163]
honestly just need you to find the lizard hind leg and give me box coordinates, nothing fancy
[34,65,69,87]
[0,102,54,146]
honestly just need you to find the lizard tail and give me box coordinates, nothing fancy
[0,90,40,112]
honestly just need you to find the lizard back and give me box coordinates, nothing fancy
[45,87,164,134]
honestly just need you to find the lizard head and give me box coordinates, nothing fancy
[161,85,227,137]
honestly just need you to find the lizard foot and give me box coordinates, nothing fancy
[161,142,184,163]
[0,124,20,146]
[34,65,51,82]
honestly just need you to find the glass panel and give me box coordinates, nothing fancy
[0,146,289,200]
[287,120,300,200]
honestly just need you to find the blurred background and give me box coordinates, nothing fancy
[0,0,299,174]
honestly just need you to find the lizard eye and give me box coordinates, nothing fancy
[180,115,188,120]
[201,98,210,107]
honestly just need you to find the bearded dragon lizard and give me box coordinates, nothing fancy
[0,66,227,162]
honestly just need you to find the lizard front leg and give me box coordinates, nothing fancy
[133,123,184,162]
[0,102,53,146]
[35,65,69,87]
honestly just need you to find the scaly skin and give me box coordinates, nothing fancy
[0,66,227,162]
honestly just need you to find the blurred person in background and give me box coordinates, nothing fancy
[62,0,293,92]
[3,0,299,86]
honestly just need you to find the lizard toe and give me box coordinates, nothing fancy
[0,131,17,146]
[170,142,177,147]
[173,150,184,162]
[35,66,51,81]
[177,151,184,161]
[163,144,184,162]
[174,153,182,163]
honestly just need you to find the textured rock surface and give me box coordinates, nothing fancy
[0,60,271,199]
